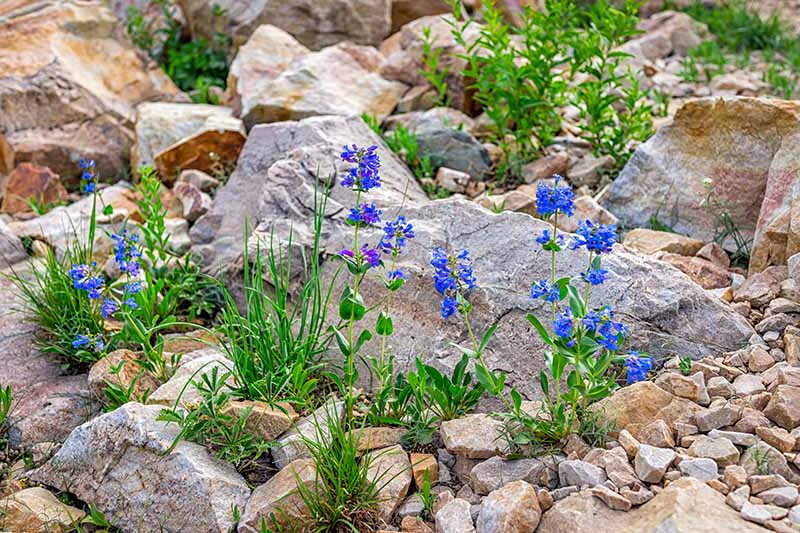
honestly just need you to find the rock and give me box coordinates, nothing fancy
[707,429,757,447]
[178,169,220,193]
[385,107,477,135]
[741,501,773,525]
[750,475,790,494]
[724,465,749,490]
[568,154,615,188]
[350,426,407,454]
[688,436,740,467]
[132,103,245,184]
[0,218,27,265]
[620,11,709,62]
[469,456,550,495]
[658,253,732,289]
[0,487,85,533]
[655,372,703,403]
[634,444,676,483]
[147,350,232,408]
[759,486,799,508]
[381,16,481,112]
[734,374,766,396]
[8,185,138,259]
[764,385,800,430]
[390,0,450,33]
[735,267,786,308]
[522,153,571,184]
[416,128,491,179]
[638,419,675,448]
[435,498,475,533]
[694,404,742,432]
[0,1,185,182]
[697,242,731,268]
[741,442,799,483]
[605,98,800,267]
[623,228,706,256]
[708,376,735,398]
[367,445,412,520]
[477,480,541,533]
[678,457,719,481]
[436,167,472,194]
[757,427,796,453]
[173,181,213,222]
[1,163,68,215]
[228,28,405,127]
[31,403,250,532]
[222,400,298,441]
[398,494,426,518]
[539,477,763,532]
[618,429,640,458]
[590,485,632,511]
[593,382,704,439]
[556,195,619,233]
[440,414,506,459]
[410,452,438,490]
[239,459,316,532]
[594,447,638,488]
[558,460,608,488]
[87,348,160,402]
[267,398,343,468]
[182,0,391,52]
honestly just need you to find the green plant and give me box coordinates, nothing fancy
[684,0,787,52]
[126,0,230,103]
[366,356,412,427]
[423,353,483,421]
[570,0,653,168]
[400,361,438,447]
[420,25,451,107]
[448,0,574,178]
[101,361,152,412]
[218,192,335,409]
[384,125,433,181]
[653,90,671,118]
[0,385,11,444]
[688,40,727,81]
[577,407,617,448]
[7,242,105,367]
[418,470,435,517]
[23,194,65,215]
[136,166,171,268]
[158,367,271,471]
[679,356,693,376]
[678,54,700,82]
[764,64,798,98]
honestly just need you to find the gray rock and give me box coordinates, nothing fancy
[741,501,773,525]
[741,442,800,483]
[634,444,676,483]
[366,444,412,520]
[558,460,607,488]
[469,456,550,495]
[688,435,740,467]
[0,218,26,266]
[239,459,316,532]
[759,486,799,508]
[31,403,250,533]
[148,351,232,409]
[416,127,491,179]
[435,498,475,533]
[440,414,506,459]
[678,457,719,481]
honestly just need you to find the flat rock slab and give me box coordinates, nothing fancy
[31,402,250,533]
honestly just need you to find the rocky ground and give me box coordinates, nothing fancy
[3,0,800,532]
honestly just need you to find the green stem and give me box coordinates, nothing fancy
[461,307,513,412]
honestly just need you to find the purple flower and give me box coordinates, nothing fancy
[338,244,381,269]
[388,269,407,281]
[70,263,104,295]
[79,158,97,195]
[340,144,381,191]
[583,307,627,352]
[101,298,119,319]
[124,281,142,295]
[112,229,142,277]
[441,296,457,319]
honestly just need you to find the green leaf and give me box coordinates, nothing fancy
[334,328,351,356]
[526,314,553,346]
[338,286,366,321]
[478,323,498,353]
[539,371,550,399]
[567,285,586,317]
[103,204,114,216]
[375,312,394,336]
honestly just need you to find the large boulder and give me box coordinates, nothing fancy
[181,0,391,52]
[538,477,766,532]
[31,402,251,533]
[190,114,428,272]
[390,0,450,33]
[0,1,186,182]
[604,97,800,272]
[226,26,405,128]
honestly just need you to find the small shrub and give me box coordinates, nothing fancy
[700,178,752,268]
[577,408,617,448]
[420,25,451,107]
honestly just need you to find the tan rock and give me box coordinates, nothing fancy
[1,163,68,215]
[239,459,316,532]
[366,445,412,520]
[764,385,800,430]
[697,242,731,268]
[688,435,741,467]
[477,480,541,533]
[557,196,619,234]
[222,400,298,441]
[390,0,450,33]
[590,485,632,511]
[638,419,676,448]
[87,349,160,402]
[0,487,85,533]
[411,453,438,490]
[440,414,507,459]
[349,426,407,455]
[757,427,796,453]
[0,1,185,182]
[522,153,570,184]
[624,228,706,256]
[658,253,732,289]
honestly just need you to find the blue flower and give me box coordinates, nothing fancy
[535,175,575,218]
[624,353,653,384]
[340,144,381,191]
[347,202,382,226]
[553,309,573,340]
[431,248,477,319]
[101,298,119,319]
[338,244,381,269]
[581,267,608,286]
[70,263,104,295]
[83,181,96,194]
[112,229,142,277]
[388,269,407,281]
[530,279,560,302]
[583,307,627,352]
[379,215,415,256]
[124,281,142,295]
[73,331,106,353]
[124,297,138,310]
[79,159,96,195]
[536,229,565,248]
[571,220,618,254]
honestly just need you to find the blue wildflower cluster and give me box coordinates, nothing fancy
[431,248,477,319]
[583,308,628,351]
[572,220,618,254]
[73,331,106,353]
[340,144,381,192]
[535,175,575,218]
[624,352,654,384]
[70,262,105,299]
[80,159,96,194]
[379,216,415,256]
[112,229,142,277]
[339,245,381,269]
[347,203,382,226]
